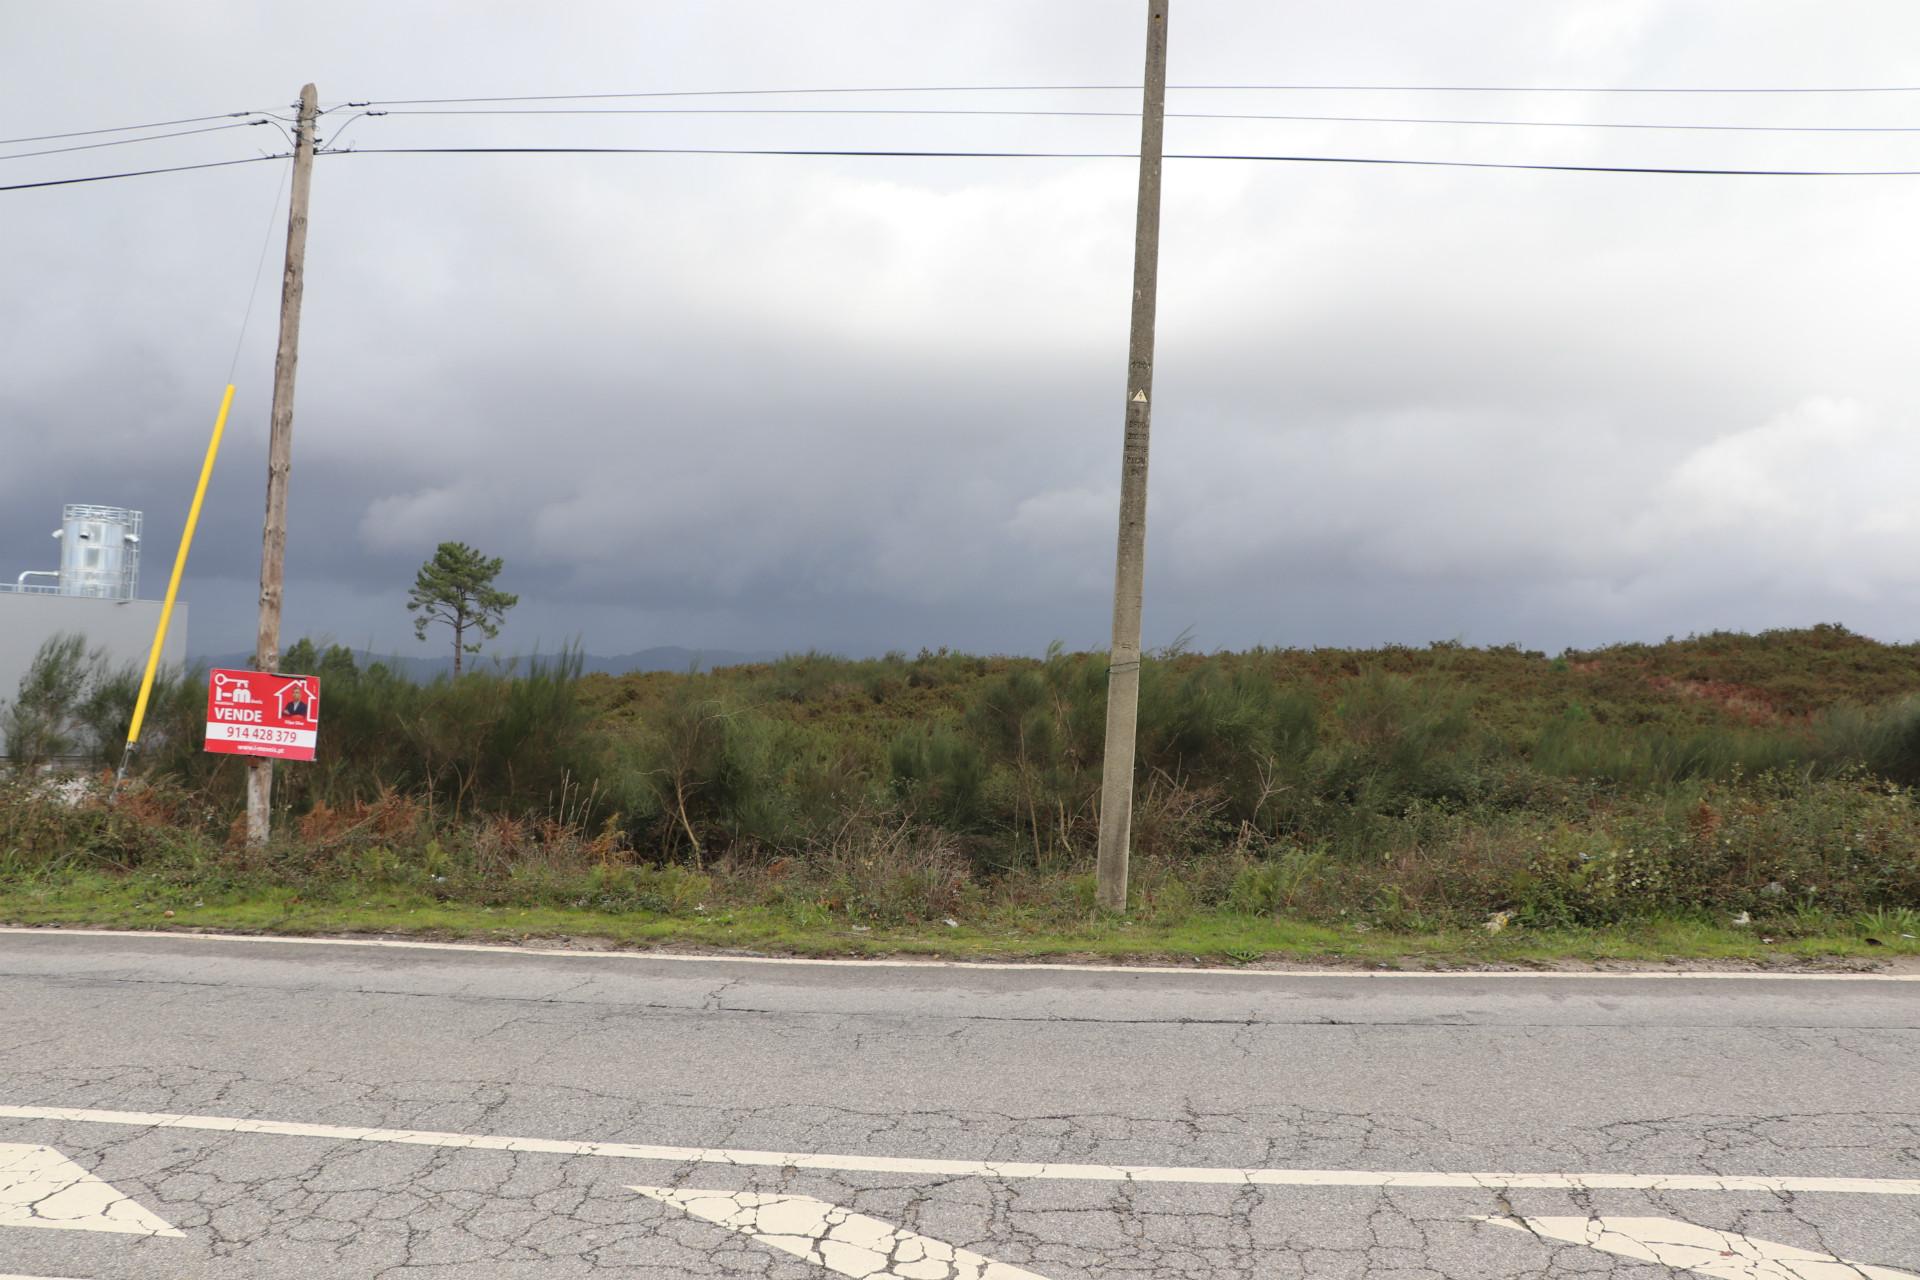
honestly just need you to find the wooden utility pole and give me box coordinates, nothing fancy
[1094,3,1169,912]
[246,83,318,847]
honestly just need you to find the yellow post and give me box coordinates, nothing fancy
[115,384,235,788]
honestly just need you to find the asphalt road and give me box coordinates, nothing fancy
[1,929,1916,1279]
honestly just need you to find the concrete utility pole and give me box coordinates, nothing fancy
[1094,2,1170,912]
[246,83,318,847]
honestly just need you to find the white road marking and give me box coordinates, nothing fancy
[3,1106,1917,1196]
[0,1143,182,1237]
[0,1274,89,1279]
[1486,1216,1919,1280]
[635,1186,1052,1279]
[2,926,1915,981]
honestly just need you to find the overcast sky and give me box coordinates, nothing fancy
[6,1,1920,660]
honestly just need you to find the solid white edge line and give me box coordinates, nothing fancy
[1,926,1914,981]
[3,1106,1917,1196]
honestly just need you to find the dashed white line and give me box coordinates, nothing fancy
[3,1106,1917,1196]
[1486,1215,1919,1279]
[0,1143,182,1237]
[2,926,1915,981]
[634,1187,1052,1279]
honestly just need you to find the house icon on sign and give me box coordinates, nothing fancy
[275,679,316,722]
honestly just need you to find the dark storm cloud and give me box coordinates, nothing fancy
[6,1,1920,659]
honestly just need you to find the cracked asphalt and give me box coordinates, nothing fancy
[1,931,1915,1278]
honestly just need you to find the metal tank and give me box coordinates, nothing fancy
[51,505,143,599]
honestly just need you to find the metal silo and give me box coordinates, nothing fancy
[53,504,143,599]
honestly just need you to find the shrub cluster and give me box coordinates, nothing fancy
[5,626,1920,929]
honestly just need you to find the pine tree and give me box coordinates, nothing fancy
[406,542,518,676]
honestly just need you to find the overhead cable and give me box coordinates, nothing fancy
[0,120,274,163]
[314,144,1920,176]
[0,110,262,147]
[0,154,291,194]
[360,82,1920,108]
[362,105,1920,135]
[19,139,1920,197]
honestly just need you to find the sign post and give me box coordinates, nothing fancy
[204,668,321,762]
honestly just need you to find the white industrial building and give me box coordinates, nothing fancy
[0,504,186,734]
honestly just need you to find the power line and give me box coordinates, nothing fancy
[1170,82,1920,94]
[14,82,1919,166]
[315,144,1920,176]
[229,159,294,384]
[0,110,262,147]
[361,82,1920,108]
[0,120,274,163]
[16,139,1920,197]
[361,105,1920,135]
[13,80,1919,149]
[0,153,290,194]
[315,109,380,150]
[364,86,1139,106]
[1180,151,1920,174]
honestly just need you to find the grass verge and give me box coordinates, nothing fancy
[4,872,1915,969]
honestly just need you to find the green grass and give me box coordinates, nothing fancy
[4,872,1912,968]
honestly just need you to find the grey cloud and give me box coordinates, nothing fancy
[6,1,1920,660]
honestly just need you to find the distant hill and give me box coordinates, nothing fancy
[190,646,782,682]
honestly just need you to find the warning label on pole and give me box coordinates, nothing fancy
[204,668,321,761]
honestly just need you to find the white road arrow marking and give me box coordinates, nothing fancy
[1486,1216,1918,1280]
[0,1144,181,1237]
[634,1186,1052,1279]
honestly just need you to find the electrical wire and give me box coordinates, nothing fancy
[17,131,1920,197]
[0,120,274,163]
[316,109,379,150]
[314,144,1920,176]
[11,80,1919,180]
[229,159,293,384]
[12,78,1919,152]
[0,110,262,147]
[0,153,290,194]
[360,105,1920,135]
[360,82,1920,108]
[1187,82,1920,94]
[256,118,299,151]
[366,85,1121,105]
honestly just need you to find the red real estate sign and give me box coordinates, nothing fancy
[204,668,321,761]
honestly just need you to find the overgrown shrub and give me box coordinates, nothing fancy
[7,627,1920,931]
[622,685,779,863]
[4,635,104,768]
[1818,696,1920,787]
